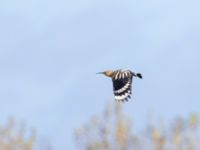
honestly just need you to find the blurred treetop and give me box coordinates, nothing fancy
[0,117,36,150]
[74,103,199,150]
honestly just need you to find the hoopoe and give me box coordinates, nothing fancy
[97,69,142,102]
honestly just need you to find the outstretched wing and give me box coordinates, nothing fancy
[112,70,133,102]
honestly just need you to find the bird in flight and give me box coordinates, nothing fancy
[97,69,142,102]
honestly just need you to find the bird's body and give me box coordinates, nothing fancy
[98,69,142,102]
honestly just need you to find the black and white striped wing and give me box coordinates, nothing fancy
[112,71,133,102]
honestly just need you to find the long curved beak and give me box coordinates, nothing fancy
[96,72,104,74]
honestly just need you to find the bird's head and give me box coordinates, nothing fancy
[97,70,114,77]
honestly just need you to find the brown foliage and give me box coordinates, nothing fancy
[74,103,199,150]
[0,118,36,150]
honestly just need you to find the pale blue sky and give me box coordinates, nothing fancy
[0,0,200,149]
